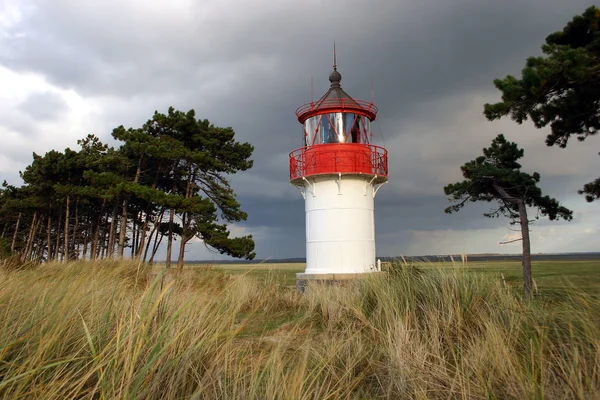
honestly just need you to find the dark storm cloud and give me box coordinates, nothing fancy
[1,0,598,257]
[238,196,304,229]
[18,91,68,121]
[0,90,68,139]
[3,0,595,155]
[3,1,591,106]
[0,111,37,137]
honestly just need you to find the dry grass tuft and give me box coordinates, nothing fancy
[0,260,598,399]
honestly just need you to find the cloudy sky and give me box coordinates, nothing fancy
[0,0,598,260]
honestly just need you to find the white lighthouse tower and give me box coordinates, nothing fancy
[290,61,388,286]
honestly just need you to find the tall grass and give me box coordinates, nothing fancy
[0,260,598,399]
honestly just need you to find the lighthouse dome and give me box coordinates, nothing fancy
[296,68,377,123]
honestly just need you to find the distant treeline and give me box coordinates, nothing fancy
[187,253,600,265]
[384,253,600,263]
[0,107,256,267]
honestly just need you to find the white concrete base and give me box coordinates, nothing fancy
[296,271,387,292]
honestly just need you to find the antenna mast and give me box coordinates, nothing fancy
[333,41,337,70]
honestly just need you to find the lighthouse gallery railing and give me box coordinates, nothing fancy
[289,144,388,181]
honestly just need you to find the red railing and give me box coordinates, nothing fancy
[295,99,378,122]
[289,144,388,182]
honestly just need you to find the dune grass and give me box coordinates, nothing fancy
[0,260,599,399]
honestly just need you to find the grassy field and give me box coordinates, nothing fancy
[0,259,599,398]
[200,262,305,286]
[198,259,600,296]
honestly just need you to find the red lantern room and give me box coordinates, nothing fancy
[289,66,388,185]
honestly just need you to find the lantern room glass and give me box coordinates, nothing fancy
[303,113,371,146]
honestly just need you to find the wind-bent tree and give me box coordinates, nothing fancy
[140,107,256,268]
[484,6,600,202]
[1,106,256,267]
[444,134,573,298]
[105,107,256,268]
[20,150,66,261]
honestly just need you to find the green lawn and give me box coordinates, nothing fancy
[185,262,305,286]
[187,259,600,296]
[462,260,600,297]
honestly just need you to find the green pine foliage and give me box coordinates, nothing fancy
[444,134,572,297]
[0,107,255,266]
[484,6,600,201]
[444,135,572,221]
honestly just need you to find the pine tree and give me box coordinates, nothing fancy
[124,107,256,267]
[444,134,573,298]
[484,6,600,202]
[1,107,256,266]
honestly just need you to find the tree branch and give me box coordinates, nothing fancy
[499,238,523,244]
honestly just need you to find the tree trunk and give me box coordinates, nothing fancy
[72,198,79,260]
[492,183,533,299]
[91,199,106,260]
[116,158,142,259]
[55,209,62,262]
[165,208,174,268]
[100,230,107,260]
[91,219,99,260]
[143,208,164,263]
[46,215,52,261]
[107,201,119,259]
[177,214,188,270]
[149,231,165,265]
[135,212,144,257]
[131,214,137,258]
[82,225,89,261]
[177,241,186,269]
[136,213,150,260]
[177,168,197,270]
[137,177,159,261]
[118,198,128,259]
[177,235,194,270]
[10,211,22,254]
[22,212,38,262]
[518,201,533,299]
[63,195,70,262]
[28,216,43,262]
[143,220,158,263]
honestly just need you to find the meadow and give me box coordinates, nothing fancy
[0,258,599,399]
[208,259,600,296]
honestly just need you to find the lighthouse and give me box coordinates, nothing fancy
[290,60,388,286]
